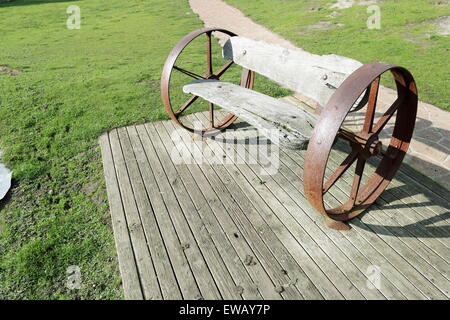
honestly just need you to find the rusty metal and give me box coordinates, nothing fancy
[161,28,254,134]
[162,30,418,231]
[304,62,418,230]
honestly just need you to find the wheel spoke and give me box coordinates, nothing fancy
[173,66,205,80]
[372,96,403,135]
[348,157,366,207]
[323,148,359,194]
[206,32,213,76]
[338,128,366,145]
[175,95,199,116]
[362,77,380,133]
[213,60,234,78]
[209,103,214,128]
[241,69,254,89]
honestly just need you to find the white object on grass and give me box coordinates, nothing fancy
[0,164,12,200]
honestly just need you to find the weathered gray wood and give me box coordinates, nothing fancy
[131,124,236,299]
[100,112,450,300]
[211,111,445,300]
[282,140,450,299]
[165,116,308,300]
[223,36,363,107]
[209,110,449,299]
[194,112,382,300]
[99,134,143,300]
[118,127,184,300]
[274,142,429,299]
[123,126,221,299]
[322,146,450,263]
[183,80,317,149]
[134,124,242,300]
[276,148,429,299]
[319,147,450,286]
[117,126,204,300]
[108,129,162,300]
[191,113,345,299]
[153,121,282,300]
[145,122,263,300]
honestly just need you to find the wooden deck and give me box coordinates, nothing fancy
[99,111,450,300]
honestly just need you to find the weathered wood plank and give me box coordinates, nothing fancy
[282,141,449,299]
[383,168,450,231]
[223,36,363,107]
[190,114,340,299]
[333,143,450,240]
[100,112,449,300]
[166,116,308,300]
[152,121,282,300]
[183,80,317,149]
[99,134,143,300]
[133,124,242,300]
[211,110,440,300]
[118,127,184,300]
[117,126,205,300]
[273,143,427,299]
[108,129,162,300]
[278,149,430,299]
[320,148,450,285]
[323,146,450,265]
[194,113,368,299]
[123,125,219,299]
[130,124,234,299]
[196,113,386,300]
[143,123,263,300]
[225,113,446,299]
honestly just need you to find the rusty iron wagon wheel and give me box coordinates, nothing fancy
[161,27,254,135]
[304,62,418,230]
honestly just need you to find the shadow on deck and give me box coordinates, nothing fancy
[99,111,450,300]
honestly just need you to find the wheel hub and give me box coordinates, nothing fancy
[362,135,382,159]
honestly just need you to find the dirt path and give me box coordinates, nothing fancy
[189,0,298,50]
[188,0,450,189]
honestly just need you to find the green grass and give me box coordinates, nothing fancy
[0,0,288,299]
[225,0,450,111]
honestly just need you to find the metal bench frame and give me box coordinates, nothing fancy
[161,28,418,230]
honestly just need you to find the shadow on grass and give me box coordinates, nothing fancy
[0,0,80,7]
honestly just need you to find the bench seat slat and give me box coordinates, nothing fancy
[183,80,318,150]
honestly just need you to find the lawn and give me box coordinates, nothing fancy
[0,0,286,299]
[225,0,450,111]
[1,0,447,301]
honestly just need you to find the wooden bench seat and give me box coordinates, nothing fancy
[183,79,318,149]
[223,37,363,108]
[183,36,366,150]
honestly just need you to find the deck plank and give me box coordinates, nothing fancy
[194,112,381,300]
[152,121,282,300]
[99,134,143,300]
[118,127,184,300]
[142,123,262,299]
[99,112,450,300]
[109,129,162,300]
[282,143,449,299]
[162,118,306,300]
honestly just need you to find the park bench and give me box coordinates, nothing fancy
[161,28,418,230]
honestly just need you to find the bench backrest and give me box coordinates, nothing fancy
[223,37,363,108]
